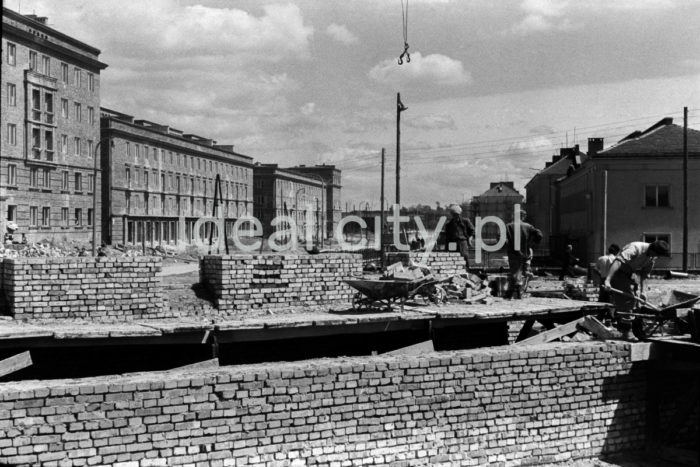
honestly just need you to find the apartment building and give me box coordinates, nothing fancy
[286,164,342,239]
[1,7,107,243]
[100,108,254,246]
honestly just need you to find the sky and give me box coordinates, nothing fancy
[10,0,700,208]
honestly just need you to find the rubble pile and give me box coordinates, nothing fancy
[444,272,493,304]
[0,242,144,259]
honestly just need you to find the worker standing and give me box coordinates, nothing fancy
[594,243,620,303]
[603,240,670,340]
[505,209,543,300]
[444,204,475,272]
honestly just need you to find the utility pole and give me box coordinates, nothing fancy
[683,106,688,272]
[380,148,386,258]
[396,93,407,205]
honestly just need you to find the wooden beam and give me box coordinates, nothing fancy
[0,351,32,378]
[515,320,535,342]
[579,315,616,339]
[514,317,584,345]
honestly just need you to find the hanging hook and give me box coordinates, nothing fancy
[398,42,410,65]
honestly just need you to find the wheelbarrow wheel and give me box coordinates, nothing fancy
[419,284,446,305]
[352,292,368,311]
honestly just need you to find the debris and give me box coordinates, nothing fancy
[579,315,617,339]
[514,317,585,345]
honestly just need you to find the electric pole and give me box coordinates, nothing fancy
[683,106,688,272]
[380,148,386,257]
[396,93,407,205]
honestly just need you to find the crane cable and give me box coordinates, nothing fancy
[398,0,410,64]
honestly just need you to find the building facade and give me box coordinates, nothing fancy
[253,164,324,242]
[470,181,524,243]
[551,118,700,268]
[287,164,342,239]
[1,8,107,243]
[100,108,254,247]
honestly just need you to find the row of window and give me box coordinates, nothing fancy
[124,166,249,198]
[5,205,93,228]
[5,42,95,91]
[5,123,95,161]
[124,193,248,218]
[5,164,94,192]
[125,142,250,180]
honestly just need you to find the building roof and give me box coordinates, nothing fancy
[598,118,700,157]
[475,182,522,199]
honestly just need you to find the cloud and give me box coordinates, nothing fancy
[368,52,472,87]
[405,115,457,131]
[326,23,359,45]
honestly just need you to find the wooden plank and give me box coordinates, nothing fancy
[170,358,219,371]
[579,315,616,339]
[0,351,32,378]
[514,317,584,345]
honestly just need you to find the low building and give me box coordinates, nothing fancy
[253,164,324,242]
[471,181,524,243]
[287,164,342,239]
[555,118,700,267]
[1,7,107,243]
[100,108,254,246]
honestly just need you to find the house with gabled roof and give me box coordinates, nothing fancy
[554,117,700,268]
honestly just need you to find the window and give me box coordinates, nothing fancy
[42,56,50,75]
[161,173,165,191]
[74,208,82,226]
[74,137,81,156]
[7,205,17,222]
[645,185,670,207]
[643,233,670,248]
[87,140,94,159]
[7,164,17,186]
[75,172,82,192]
[74,102,82,122]
[87,209,93,226]
[145,172,149,190]
[61,63,68,82]
[30,207,38,226]
[6,42,16,66]
[7,123,16,146]
[88,72,94,92]
[61,208,69,226]
[42,169,51,189]
[44,93,54,123]
[42,207,50,227]
[32,128,41,158]
[61,99,68,118]
[88,106,95,126]
[61,134,68,154]
[6,83,16,106]
[88,174,94,193]
[44,130,54,161]
[126,193,131,213]
[126,142,131,157]
[29,51,37,71]
[74,68,81,87]
[31,89,41,121]
[126,167,131,187]
[135,144,140,158]
[62,171,69,191]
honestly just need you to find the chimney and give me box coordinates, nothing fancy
[588,137,604,156]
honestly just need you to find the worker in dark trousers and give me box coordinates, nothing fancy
[505,209,543,300]
[603,240,670,341]
[559,244,579,280]
[595,243,620,303]
[444,204,475,272]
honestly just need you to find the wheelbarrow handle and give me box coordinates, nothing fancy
[607,287,661,312]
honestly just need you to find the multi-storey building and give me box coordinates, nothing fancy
[100,108,254,247]
[287,164,342,239]
[1,8,107,243]
[470,181,524,243]
[253,164,325,242]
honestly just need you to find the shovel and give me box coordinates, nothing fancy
[607,287,661,312]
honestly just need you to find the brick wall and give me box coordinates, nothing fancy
[0,256,164,320]
[0,342,667,466]
[385,251,467,276]
[200,253,362,313]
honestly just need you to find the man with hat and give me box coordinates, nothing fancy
[444,204,475,272]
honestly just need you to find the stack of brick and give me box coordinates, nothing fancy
[0,342,667,466]
[0,257,164,320]
[200,254,362,313]
[385,252,467,276]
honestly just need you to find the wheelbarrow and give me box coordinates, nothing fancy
[345,276,447,312]
[609,288,700,339]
